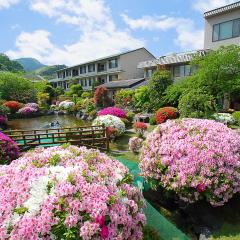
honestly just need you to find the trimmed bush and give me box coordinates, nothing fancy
[0,132,19,164]
[139,119,240,206]
[17,107,38,116]
[0,145,146,239]
[98,107,126,118]
[0,105,10,116]
[92,115,125,136]
[233,111,240,126]
[156,107,178,124]
[129,137,143,153]
[3,101,22,113]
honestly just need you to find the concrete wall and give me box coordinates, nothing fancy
[119,49,155,80]
[204,8,240,49]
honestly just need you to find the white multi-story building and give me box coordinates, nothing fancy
[49,48,155,91]
[204,1,240,50]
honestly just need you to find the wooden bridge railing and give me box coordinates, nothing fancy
[4,125,109,152]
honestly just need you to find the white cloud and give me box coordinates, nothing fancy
[122,14,204,50]
[7,0,144,65]
[0,0,19,9]
[193,0,237,13]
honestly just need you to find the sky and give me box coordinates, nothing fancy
[0,0,238,66]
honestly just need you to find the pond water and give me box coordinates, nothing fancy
[7,115,87,130]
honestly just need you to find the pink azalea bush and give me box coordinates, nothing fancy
[129,137,143,153]
[0,145,146,239]
[25,103,39,111]
[17,106,38,115]
[0,132,20,164]
[98,107,126,118]
[139,119,240,206]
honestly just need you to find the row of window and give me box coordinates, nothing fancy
[78,75,118,87]
[58,59,118,78]
[213,18,240,42]
[173,65,197,78]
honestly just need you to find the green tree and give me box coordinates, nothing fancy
[0,72,35,102]
[133,86,151,112]
[65,84,83,97]
[0,54,24,73]
[115,89,134,108]
[148,70,173,110]
[192,45,240,110]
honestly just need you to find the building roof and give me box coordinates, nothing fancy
[100,78,146,89]
[204,1,240,18]
[57,48,155,72]
[138,49,207,69]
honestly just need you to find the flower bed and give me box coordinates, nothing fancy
[139,119,240,206]
[0,145,146,239]
[3,101,22,113]
[17,106,38,116]
[98,107,127,118]
[155,107,178,124]
[0,132,19,164]
[92,115,125,136]
[129,137,143,153]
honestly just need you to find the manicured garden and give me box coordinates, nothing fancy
[0,45,240,239]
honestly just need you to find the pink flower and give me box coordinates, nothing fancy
[196,183,206,193]
[100,225,109,239]
[95,215,105,226]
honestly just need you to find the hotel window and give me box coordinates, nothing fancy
[173,65,192,78]
[213,18,240,42]
[97,63,106,72]
[72,69,79,77]
[109,75,118,82]
[88,64,95,72]
[80,66,86,74]
[146,69,154,78]
[109,59,118,69]
[89,78,94,86]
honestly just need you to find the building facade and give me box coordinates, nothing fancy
[49,48,155,91]
[137,50,206,81]
[204,1,240,50]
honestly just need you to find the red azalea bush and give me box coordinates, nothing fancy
[133,122,147,138]
[156,107,178,124]
[94,86,110,107]
[0,132,20,164]
[98,107,126,118]
[3,101,22,113]
[106,126,119,141]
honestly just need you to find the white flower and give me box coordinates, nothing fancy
[59,101,75,110]
[92,115,125,135]
[213,113,235,125]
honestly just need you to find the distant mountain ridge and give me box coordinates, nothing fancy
[0,54,25,72]
[15,58,46,72]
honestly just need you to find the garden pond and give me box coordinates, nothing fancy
[7,114,88,130]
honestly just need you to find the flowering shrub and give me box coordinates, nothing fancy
[0,115,7,125]
[0,145,146,239]
[213,113,235,125]
[156,107,178,124]
[129,137,143,153]
[59,100,75,110]
[106,127,119,141]
[94,86,110,107]
[139,119,240,206]
[3,101,22,113]
[17,106,38,115]
[133,122,147,138]
[0,132,19,164]
[92,115,125,136]
[25,103,39,110]
[98,107,126,118]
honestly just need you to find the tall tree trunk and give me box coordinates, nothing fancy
[223,92,230,111]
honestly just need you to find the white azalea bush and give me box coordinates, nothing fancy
[59,101,75,110]
[0,145,146,239]
[212,113,235,125]
[92,115,125,136]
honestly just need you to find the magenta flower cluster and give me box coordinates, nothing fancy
[0,132,20,164]
[0,145,146,239]
[98,107,126,118]
[0,115,7,125]
[139,119,240,206]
